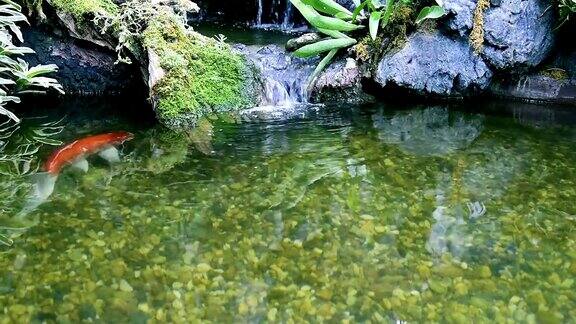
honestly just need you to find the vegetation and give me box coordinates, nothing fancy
[557,0,576,27]
[0,0,63,123]
[50,0,118,19]
[290,0,446,87]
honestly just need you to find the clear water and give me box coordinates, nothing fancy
[1,98,576,322]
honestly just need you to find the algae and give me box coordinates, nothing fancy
[470,0,490,53]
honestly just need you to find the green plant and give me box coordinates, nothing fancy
[0,0,64,123]
[558,0,575,27]
[290,0,446,89]
[414,0,445,24]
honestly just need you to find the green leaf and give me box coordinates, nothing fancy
[291,0,363,32]
[351,0,369,22]
[294,37,357,58]
[302,0,353,17]
[415,5,446,24]
[381,0,395,28]
[369,11,382,41]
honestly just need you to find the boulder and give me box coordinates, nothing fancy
[443,0,556,70]
[311,58,373,104]
[483,0,556,69]
[489,74,576,105]
[375,31,493,96]
[285,33,322,52]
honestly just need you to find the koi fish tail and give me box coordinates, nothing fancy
[17,173,58,218]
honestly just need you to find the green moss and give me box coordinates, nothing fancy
[143,15,259,125]
[50,0,118,19]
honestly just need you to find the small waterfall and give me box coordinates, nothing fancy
[254,0,300,31]
[281,2,293,30]
[256,0,263,26]
[237,45,319,120]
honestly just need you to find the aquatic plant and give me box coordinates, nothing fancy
[290,0,446,88]
[0,117,64,246]
[0,0,63,123]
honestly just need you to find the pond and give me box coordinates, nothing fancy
[0,98,575,322]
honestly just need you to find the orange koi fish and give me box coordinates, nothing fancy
[19,132,134,217]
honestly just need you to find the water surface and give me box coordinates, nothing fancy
[1,99,575,322]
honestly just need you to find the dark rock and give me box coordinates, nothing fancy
[375,31,493,96]
[335,0,357,11]
[311,58,373,104]
[489,74,576,105]
[23,27,142,96]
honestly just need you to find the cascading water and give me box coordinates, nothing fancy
[281,2,293,30]
[236,44,319,120]
[256,0,263,26]
[254,0,301,31]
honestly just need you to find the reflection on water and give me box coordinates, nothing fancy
[1,101,576,322]
[373,107,484,156]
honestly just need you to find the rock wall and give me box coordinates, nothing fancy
[373,0,574,105]
[23,27,142,96]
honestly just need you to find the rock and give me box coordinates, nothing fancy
[23,27,142,96]
[483,0,556,69]
[489,74,576,105]
[375,31,493,96]
[286,33,322,52]
[52,10,116,51]
[311,58,373,104]
[443,0,556,70]
[444,0,476,36]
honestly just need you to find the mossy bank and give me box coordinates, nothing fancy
[143,14,262,128]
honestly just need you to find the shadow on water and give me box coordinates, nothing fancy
[1,97,576,322]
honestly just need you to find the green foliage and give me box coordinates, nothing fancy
[557,0,576,27]
[50,0,118,19]
[294,37,357,58]
[290,0,446,88]
[415,1,445,24]
[0,0,63,123]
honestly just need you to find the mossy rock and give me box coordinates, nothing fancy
[143,15,263,128]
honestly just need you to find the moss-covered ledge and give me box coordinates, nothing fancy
[143,14,262,128]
